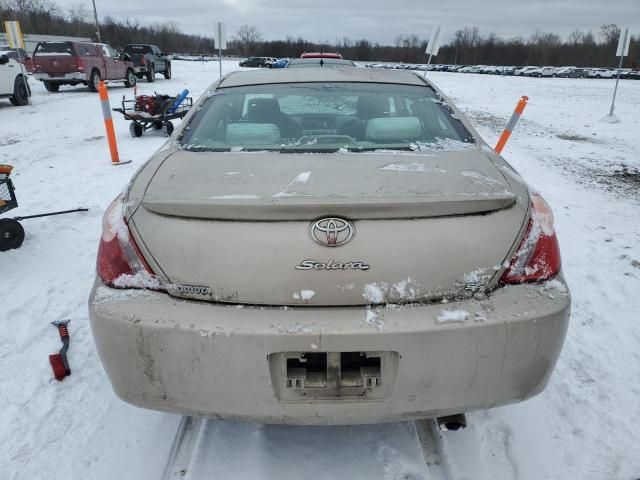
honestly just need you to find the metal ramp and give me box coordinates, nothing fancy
[161,417,489,480]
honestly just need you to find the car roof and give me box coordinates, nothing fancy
[218,67,428,88]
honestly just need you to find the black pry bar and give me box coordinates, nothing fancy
[15,207,88,221]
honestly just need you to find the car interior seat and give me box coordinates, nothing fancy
[247,98,301,139]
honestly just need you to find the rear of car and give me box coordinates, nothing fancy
[301,52,343,59]
[33,41,97,91]
[287,58,356,68]
[123,44,170,81]
[89,69,570,425]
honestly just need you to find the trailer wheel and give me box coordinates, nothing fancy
[129,122,144,138]
[0,218,25,251]
[163,121,174,136]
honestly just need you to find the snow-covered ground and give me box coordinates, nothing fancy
[1,60,639,480]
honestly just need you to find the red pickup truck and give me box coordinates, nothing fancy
[33,41,136,92]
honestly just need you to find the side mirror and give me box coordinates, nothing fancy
[120,53,131,61]
[0,54,9,65]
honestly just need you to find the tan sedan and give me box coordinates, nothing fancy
[89,67,570,425]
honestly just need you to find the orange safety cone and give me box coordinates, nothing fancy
[495,96,528,154]
[98,81,131,166]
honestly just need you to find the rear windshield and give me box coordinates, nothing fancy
[124,45,153,54]
[180,82,474,153]
[34,42,73,56]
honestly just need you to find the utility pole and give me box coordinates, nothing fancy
[91,0,102,42]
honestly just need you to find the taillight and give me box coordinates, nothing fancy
[500,193,561,284]
[140,56,146,65]
[96,195,163,290]
[76,57,84,71]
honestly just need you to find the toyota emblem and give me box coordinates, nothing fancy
[310,218,354,247]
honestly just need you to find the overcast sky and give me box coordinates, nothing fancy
[54,0,639,44]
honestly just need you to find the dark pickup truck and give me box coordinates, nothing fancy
[122,44,171,82]
[33,41,136,92]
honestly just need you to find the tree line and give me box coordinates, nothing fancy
[0,0,213,53]
[1,0,637,68]
[233,25,638,68]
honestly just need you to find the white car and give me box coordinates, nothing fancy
[529,66,558,78]
[514,66,538,76]
[587,68,615,79]
[0,51,30,106]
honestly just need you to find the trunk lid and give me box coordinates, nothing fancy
[131,150,526,306]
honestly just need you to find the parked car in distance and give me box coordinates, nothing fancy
[286,58,356,68]
[0,52,30,105]
[89,67,570,426]
[33,41,136,92]
[300,52,342,59]
[529,66,558,77]
[0,45,34,73]
[587,68,615,79]
[239,56,273,68]
[514,66,538,76]
[272,58,290,68]
[122,44,171,82]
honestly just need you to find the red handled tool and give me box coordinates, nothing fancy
[49,320,71,381]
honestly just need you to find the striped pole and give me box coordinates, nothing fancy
[495,96,528,154]
[98,81,130,165]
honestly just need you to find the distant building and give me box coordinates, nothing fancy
[0,33,92,54]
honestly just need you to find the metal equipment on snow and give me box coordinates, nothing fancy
[0,164,88,251]
[113,90,192,138]
[49,320,71,381]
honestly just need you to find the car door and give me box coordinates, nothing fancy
[153,46,165,71]
[107,45,126,78]
[96,43,115,79]
[0,56,15,94]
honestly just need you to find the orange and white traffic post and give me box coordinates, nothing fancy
[494,95,528,154]
[98,81,130,165]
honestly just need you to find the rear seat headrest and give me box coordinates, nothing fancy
[226,123,282,145]
[365,117,422,142]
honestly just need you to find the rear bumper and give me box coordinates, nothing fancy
[89,278,570,425]
[35,72,86,82]
[133,65,148,74]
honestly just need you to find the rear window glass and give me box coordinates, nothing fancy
[124,45,153,54]
[76,44,97,56]
[35,42,73,56]
[180,82,474,153]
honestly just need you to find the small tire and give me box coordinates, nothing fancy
[129,122,144,138]
[44,81,60,92]
[0,218,25,251]
[9,77,29,106]
[163,121,174,136]
[88,69,101,92]
[163,63,171,79]
[146,65,155,83]
[124,69,136,88]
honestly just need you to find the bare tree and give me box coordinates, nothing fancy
[232,24,263,55]
[599,24,620,46]
[67,2,90,23]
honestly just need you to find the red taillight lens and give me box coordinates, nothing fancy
[140,56,146,65]
[500,193,561,284]
[97,195,162,290]
[76,57,84,71]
